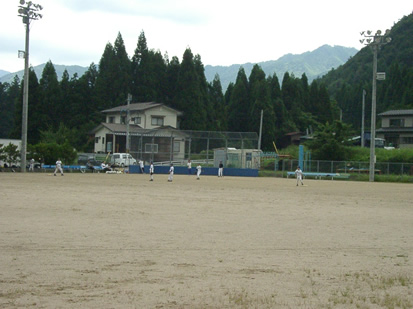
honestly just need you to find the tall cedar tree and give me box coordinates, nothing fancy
[193,54,214,130]
[94,42,117,110]
[208,74,227,131]
[40,61,62,129]
[113,32,131,104]
[164,56,180,108]
[228,67,250,132]
[0,76,20,138]
[174,48,207,130]
[95,33,131,110]
[11,68,44,144]
[249,65,276,150]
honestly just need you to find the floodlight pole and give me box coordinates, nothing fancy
[21,15,30,172]
[370,45,378,182]
[17,0,42,172]
[360,30,391,182]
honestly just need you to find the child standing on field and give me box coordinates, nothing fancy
[149,161,154,181]
[168,163,174,182]
[295,166,304,186]
[54,159,64,176]
[196,163,202,180]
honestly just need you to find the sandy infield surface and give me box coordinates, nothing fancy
[0,172,412,308]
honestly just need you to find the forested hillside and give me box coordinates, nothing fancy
[320,12,413,130]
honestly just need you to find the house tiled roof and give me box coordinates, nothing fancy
[378,109,413,117]
[376,127,413,133]
[90,123,187,137]
[101,102,182,115]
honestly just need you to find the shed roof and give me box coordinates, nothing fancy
[378,109,413,117]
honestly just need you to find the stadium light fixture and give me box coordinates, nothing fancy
[360,29,391,182]
[17,0,43,172]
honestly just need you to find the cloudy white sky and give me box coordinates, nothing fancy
[1,0,412,73]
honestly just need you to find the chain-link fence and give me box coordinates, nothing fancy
[125,130,260,168]
[278,159,413,176]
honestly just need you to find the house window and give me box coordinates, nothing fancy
[389,118,405,127]
[121,116,126,124]
[173,141,180,152]
[401,137,413,144]
[102,137,105,144]
[133,117,141,125]
[151,116,164,126]
[108,116,114,123]
[95,137,99,144]
[145,143,158,153]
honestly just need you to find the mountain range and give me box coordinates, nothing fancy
[0,44,358,89]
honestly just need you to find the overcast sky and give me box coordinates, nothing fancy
[1,0,412,73]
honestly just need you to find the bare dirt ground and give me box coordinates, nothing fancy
[0,172,412,308]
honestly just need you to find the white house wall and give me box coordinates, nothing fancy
[94,127,111,153]
[105,108,178,129]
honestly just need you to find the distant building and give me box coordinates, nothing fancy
[376,109,413,148]
[90,102,186,162]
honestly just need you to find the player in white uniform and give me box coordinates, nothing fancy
[168,163,174,182]
[149,161,154,181]
[54,159,64,176]
[139,160,144,174]
[29,158,35,172]
[187,160,192,175]
[101,162,112,172]
[196,164,202,180]
[295,166,304,186]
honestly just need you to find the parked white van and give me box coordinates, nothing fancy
[110,153,137,167]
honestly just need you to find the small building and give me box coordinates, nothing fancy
[214,148,261,169]
[376,109,413,148]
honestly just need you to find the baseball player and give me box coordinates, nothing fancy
[29,158,35,172]
[196,163,202,180]
[139,159,144,174]
[149,161,154,181]
[187,159,192,175]
[218,161,224,177]
[295,166,304,186]
[54,159,64,176]
[168,163,174,182]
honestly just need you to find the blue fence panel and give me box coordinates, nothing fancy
[129,165,258,177]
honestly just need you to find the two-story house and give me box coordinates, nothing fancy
[90,102,186,161]
[376,109,413,148]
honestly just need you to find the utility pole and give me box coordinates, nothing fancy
[17,0,42,172]
[258,109,263,150]
[360,29,391,182]
[126,93,132,153]
[361,89,366,147]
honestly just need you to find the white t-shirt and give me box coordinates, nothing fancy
[295,169,303,177]
[56,160,62,168]
[169,166,174,174]
[187,162,192,169]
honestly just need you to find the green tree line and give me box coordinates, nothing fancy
[1,31,340,152]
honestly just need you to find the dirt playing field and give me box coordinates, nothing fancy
[0,172,412,308]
